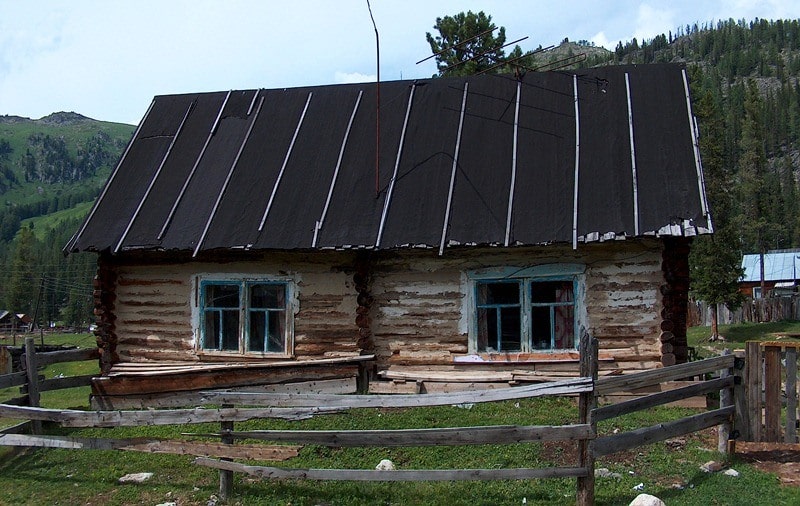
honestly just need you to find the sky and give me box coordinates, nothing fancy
[1,0,799,125]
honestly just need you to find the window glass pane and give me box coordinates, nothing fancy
[203,309,239,351]
[476,308,494,351]
[250,284,285,309]
[203,310,219,350]
[531,306,552,350]
[205,284,239,308]
[267,311,286,353]
[499,307,521,351]
[477,282,519,305]
[248,311,266,352]
[554,305,575,348]
[221,310,239,350]
[531,281,573,304]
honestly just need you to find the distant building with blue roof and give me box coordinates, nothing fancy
[740,249,800,298]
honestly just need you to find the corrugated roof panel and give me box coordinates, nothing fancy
[511,71,575,244]
[630,66,703,233]
[742,251,800,282]
[378,78,467,248]
[447,75,516,246]
[576,67,636,238]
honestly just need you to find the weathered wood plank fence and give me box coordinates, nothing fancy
[0,336,739,505]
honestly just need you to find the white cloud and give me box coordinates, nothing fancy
[632,4,676,42]
[334,71,378,84]
[591,31,614,51]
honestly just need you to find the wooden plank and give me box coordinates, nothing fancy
[733,350,749,441]
[24,338,41,434]
[594,377,732,422]
[0,404,346,427]
[108,355,376,376]
[785,347,797,444]
[746,341,762,442]
[91,378,357,410]
[34,374,96,392]
[379,370,515,383]
[0,434,299,460]
[194,458,589,481]
[718,350,734,454]
[199,377,593,409]
[763,345,782,442]
[36,347,99,366]
[0,421,31,435]
[192,424,593,447]
[595,354,734,395]
[576,336,598,506]
[0,371,27,390]
[594,406,734,456]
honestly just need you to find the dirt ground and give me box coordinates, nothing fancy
[735,442,800,487]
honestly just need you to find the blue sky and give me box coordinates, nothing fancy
[1,0,799,124]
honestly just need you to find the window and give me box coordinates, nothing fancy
[199,279,291,355]
[469,266,583,353]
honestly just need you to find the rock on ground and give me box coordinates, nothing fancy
[629,493,666,506]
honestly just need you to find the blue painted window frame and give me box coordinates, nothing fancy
[199,279,290,355]
[469,264,584,353]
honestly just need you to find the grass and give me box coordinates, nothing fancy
[1,330,799,504]
[687,320,800,357]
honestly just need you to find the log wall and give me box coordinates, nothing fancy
[100,239,676,374]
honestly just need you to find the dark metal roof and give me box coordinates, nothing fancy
[67,63,711,256]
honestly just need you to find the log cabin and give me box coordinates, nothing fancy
[66,64,711,404]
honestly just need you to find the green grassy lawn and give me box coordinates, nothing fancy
[687,321,800,358]
[1,331,799,504]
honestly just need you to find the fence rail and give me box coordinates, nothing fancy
[0,337,739,505]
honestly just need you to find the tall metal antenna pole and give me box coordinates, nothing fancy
[367,0,380,196]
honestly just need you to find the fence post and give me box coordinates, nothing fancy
[732,351,749,442]
[785,346,797,444]
[718,349,733,454]
[763,345,782,442]
[219,404,234,502]
[576,334,598,506]
[745,341,761,442]
[23,337,42,434]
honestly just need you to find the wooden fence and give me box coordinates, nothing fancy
[0,337,737,506]
[689,296,800,326]
[739,341,799,444]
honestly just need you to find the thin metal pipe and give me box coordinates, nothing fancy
[194,95,265,257]
[444,36,529,73]
[367,0,381,196]
[682,68,710,219]
[247,89,260,116]
[158,90,231,240]
[65,98,155,253]
[313,90,363,248]
[114,100,195,253]
[625,73,640,236]
[439,82,469,256]
[504,81,521,247]
[375,84,415,248]
[572,74,580,250]
[258,92,313,232]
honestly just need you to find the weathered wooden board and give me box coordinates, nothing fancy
[199,377,593,409]
[595,355,734,395]
[594,406,734,456]
[0,404,345,427]
[0,370,26,390]
[195,457,589,481]
[763,345,782,442]
[0,434,300,460]
[192,424,593,447]
[34,347,99,366]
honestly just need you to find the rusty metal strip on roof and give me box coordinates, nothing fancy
[158,90,231,240]
[504,81,522,247]
[375,84,416,248]
[194,94,265,257]
[64,98,156,253]
[625,73,640,237]
[572,74,580,250]
[114,100,196,253]
[682,68,710,222]
[258,91,313,233]
[439,82,469,256]
[313,90,364,248]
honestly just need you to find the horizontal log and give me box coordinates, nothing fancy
[25,374,96,393]
[596,355,734,395]
[593,377,733,422]
[594,406,734,456]
[0,404,345,428]
[0,434,300,460]
[0,371,27,390]
[194,458,588,481]
[192,424,593,447]
[33,347,99,366]
[199,377,593,409]
[379,370,514,383]
[0,421,32,435]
